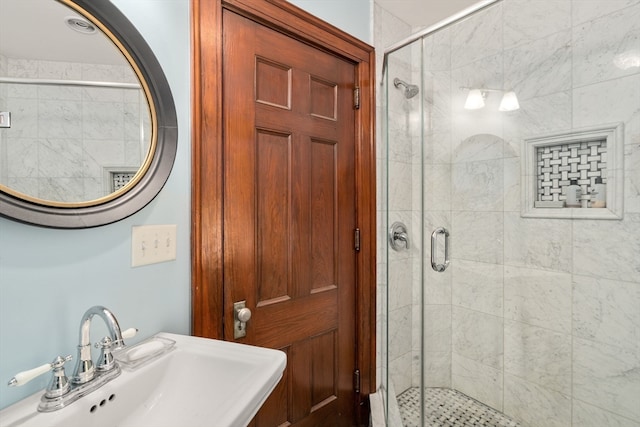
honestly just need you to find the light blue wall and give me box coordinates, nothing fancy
[287,0,372,43]
[0,0,369,411]
[0,0,191,410]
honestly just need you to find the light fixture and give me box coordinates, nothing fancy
[464,89,486,110]
[65,16,97,35]
[613,50,640,70]
[499,91,520,111]
[462,87,519,111]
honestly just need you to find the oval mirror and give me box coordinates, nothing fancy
[0,0,177,228]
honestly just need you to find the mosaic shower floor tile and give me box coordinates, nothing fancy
[397,387,521,427]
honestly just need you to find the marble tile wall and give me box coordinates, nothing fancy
[422,24,454,391]
[376,0,640,426]
[373,2,415,402]
[450,1,639,425]
[0,57,149,202]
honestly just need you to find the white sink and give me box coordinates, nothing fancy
[0,333,286,427]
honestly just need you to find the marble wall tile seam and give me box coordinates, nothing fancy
[452,305,505,372]
[448,208,506,213]
[422,302,454,307]
[503,265,572,334]
[572,75,640,134]
[387,209,414,214]
[571,0,640,38]
[450,2,503,70]
[503,316,573,341]
[571,332,640,363]
[449,54,505,95]
[450,258,507,268]
[571,396,640,426]
[452,304,506,321]
[571,0,640,26]
[506,88,573,116]
[502,368,573,402]
[450,351,505,379]
[570,65,640,92]
[503,371,573,427]
[503,327,573,397]
[503,30,573,102]
[502,258,574,275]
[571,271,640,287]
[386,158,413,167]
[572,335,640,422]
[450,153,514,163]
[508,22,571,54]
[422,161,453,166]
[571,213,640,281]
[501,25,572,53]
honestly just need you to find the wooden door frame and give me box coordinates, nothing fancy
[191,0,376,417]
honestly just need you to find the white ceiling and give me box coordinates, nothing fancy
[376,0,479,28]
[0,0,126,65]
[0,0,479,67]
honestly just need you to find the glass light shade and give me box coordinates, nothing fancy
[499,91,520,111]
[464,89,485,110]
[613,50,640,70]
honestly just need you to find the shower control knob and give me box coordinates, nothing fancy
[237,307,252,323]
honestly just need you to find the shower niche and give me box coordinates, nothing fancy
[521,123,624,220]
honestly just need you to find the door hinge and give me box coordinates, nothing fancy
[353,86,360,110]
[353,369,361,394]
[354,228,361,252]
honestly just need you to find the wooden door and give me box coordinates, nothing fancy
[222,10,357,427]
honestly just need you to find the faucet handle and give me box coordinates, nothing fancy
[8,355,72,387]
[112,327,138,349]
[122,327,138,341]
[95,337,117,372]
[94,328,136,371]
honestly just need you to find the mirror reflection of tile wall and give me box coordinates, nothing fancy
[0,54,7,186]
[0,54,151,203]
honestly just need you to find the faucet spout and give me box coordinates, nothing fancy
[72,306,123,384]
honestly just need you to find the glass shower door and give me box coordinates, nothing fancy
[382,1,640,426]
[383,39,425,427]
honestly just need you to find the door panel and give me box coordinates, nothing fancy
[255,129,290,303]
[223,10,357,426]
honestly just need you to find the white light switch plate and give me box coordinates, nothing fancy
[131,225,177,267]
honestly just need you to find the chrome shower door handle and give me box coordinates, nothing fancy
[430,227,450,272]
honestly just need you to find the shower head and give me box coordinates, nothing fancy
[393,78,420,99]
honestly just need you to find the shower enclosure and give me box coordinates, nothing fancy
[379,0,640,426]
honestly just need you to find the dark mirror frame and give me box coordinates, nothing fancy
[0,0,177,229]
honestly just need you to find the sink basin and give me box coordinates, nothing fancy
[0,333,286,427]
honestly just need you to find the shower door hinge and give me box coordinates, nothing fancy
[354,228,361,252]
[353,369,361,394]
[353,86,360,110]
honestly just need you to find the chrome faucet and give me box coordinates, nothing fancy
[8,305,136,412]
[72,305,124,384]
